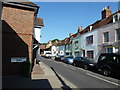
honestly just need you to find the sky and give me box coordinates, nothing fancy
[33,2,118,43]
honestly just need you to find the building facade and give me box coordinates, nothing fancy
[2,1,39,76]
[57,6,120,62]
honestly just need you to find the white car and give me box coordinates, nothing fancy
[44,52,52,58]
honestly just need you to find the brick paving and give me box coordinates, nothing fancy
[32,64,44,74]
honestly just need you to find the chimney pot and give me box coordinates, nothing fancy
[78,26,82,32]
[101,6,112,19]
[69,33,73,36]
[107,6,110,9]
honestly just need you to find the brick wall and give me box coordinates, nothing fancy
[2,5,35,75]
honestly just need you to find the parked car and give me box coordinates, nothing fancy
[97,53,120,76]
[73,57,97,70]
[64,56,74,64]
[55,55,65,61]
[44,52,52,58]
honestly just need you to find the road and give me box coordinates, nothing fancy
[39,57,120,88]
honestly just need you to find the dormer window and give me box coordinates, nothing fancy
[113,13,120,22]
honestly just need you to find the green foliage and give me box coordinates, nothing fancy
[51,39,60,45]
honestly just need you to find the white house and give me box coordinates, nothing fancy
[34,17,44,62]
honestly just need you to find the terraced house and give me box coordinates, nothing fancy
[57,6,120,62]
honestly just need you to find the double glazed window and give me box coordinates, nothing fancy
[87,51,94,59]
[106,48,113,53]
[113,13,120,22]
[116,29,120,41]
[103,32,109,42]
[86,35,93,44]
[74,41,78,50]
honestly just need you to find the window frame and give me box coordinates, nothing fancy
[115,28,120,41]
[87,50,94,59]
[86,35,93,45]
[103,32,109,43]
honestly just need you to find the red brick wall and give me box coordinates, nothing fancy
[2,5,35,75]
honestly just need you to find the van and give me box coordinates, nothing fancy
[97,53,120,76]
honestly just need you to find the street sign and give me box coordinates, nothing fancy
[11,57,27,62]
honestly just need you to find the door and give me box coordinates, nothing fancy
[83,50,85,57]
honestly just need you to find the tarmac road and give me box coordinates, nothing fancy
[39,56,120,89]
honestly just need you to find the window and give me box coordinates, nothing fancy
[74,41,78,50]
[86,35,93,44]
[115,47,120,53]
[116,29,120,41]
[87,51,94,59]
[68,44,70,50]
[103,32,109,42]
[113,13,120,22]
[106,48,113,53]
[75,52,79,57]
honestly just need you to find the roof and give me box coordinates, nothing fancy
[35,18,44,27]
[57,8,120,46]
[3,0,39,8]
[79,9,120,35]
[40,45,46,50]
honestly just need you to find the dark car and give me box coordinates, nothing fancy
[64,56,74,64]
[73,57,97,70]
[55,55,65,61]
[97,53,120,76]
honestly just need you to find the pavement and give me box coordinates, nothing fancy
[31,61,63,88]
[2,61,72,89]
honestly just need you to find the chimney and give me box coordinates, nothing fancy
[101,6,112,19]
[78,26,82,33]
[69,33,73,36]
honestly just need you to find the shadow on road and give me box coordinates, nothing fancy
[51,67,72,90]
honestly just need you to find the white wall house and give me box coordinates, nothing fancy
[80,28,98,61]
[72,36,81,58]
[58,45,65,56]
[34,18,44,61]
[51,45,57,56]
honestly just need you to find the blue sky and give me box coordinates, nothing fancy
[34,2,118,43]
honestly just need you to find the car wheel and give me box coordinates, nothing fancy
[84,65,88,70]
[102,69,111,76]
[73,63,76,66]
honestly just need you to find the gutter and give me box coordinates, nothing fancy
[3,1,39,14]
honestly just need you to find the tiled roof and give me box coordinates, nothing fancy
[4,0,39,8]
[79,9,120,35]
[40,45,46,49]
[35,18,44,27]
[57,9,120,46]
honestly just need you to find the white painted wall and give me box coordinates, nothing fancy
[34,27,41,43]
[34,27,42,61]
[80,29,98,62]
[58,45,65,56]
[51,46,57,56]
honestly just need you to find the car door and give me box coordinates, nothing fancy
[74,57,80,66]
[77,57,82,67]
[111,55,120,74]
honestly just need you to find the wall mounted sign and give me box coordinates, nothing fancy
[11,57,27,62]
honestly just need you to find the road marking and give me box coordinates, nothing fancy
[87,73,120,86]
